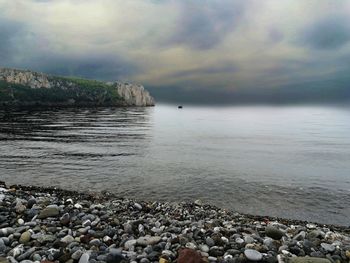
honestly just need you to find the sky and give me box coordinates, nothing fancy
[0,0,350,104]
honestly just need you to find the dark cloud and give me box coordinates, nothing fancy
[15,54,141,81]
[166,1,246,49]
[0,18,24,63]
[0,17,139,81]
[147,75,350,105]
[301,15,350,49]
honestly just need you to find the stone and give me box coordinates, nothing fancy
[60,213,70,225]
[265,225,284,240]
[0,239,6,252]
[37,206,60,219]
[36,234,56,243]
[177,248,205,263]
[0,257,9,263]
[61,235,74,244]
[90,238,101,247]
[288,257,331,263]
[134,203,142,210]
[137,236,162,246]
[124,239,137,249]
[206,237,215,247]
[244,249,263,261]
[320,243,335,252]
[200,245,210,253]
[106,248,125,263]
[32,254,41,261]
[71,250,83,260]
[194,200,203,206]
[294,231,306,241]
[19,231,31,244]
[78,253,89,263]
[0,227,15,237]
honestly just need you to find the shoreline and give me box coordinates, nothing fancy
[4,182,349,231]
[0,181,349,262]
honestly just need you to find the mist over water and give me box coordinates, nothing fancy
[1,104,349,225]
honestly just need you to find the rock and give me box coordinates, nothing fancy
[37,205,60,219]
[186,242,197,250]
[60,213,70,225]
[265,225,284,240]
[244,249,263,261]
[36,234,56,243]
[320,243,335,252]
[134,203,142,210]
[177,248,205,263]
[288,257,331,263]
[137,236,161,246]
[106,248,125,263]
[90,238,101,247]
[78,253,89,263]
[294,231,306,241]
[0,257,9,263]
[19,231,31,244]
[206,237,215,247]
[200,245,210,253]
[0,239,6,252]
[16,247,36,261]
[32,254,41,261]
[60,235,74,244]
[0,227,15,237]
[346,250,350,259]
[71,250,83,260]
[124,239,137,249]
[194,200,203,206]
[27,198,36,209]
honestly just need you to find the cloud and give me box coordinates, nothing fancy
[300,15,350,49]
[0,18,24,62]
[0,0,349,103]
[165,0,247,50]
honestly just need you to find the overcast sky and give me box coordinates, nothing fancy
[1,0,350,103]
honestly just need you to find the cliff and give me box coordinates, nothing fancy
[0,68,155,107]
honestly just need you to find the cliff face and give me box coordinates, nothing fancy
[112,82,154,107]
[0,68,155,107]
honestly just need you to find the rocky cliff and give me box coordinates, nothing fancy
[0,68,155,107]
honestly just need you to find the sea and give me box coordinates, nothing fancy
[0,104,349,225]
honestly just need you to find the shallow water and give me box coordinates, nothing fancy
[1,104,350,225]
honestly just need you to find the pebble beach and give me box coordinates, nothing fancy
[0,181,349,263]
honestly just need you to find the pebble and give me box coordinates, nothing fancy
[19,231,31,244]
[265,225,284,240]
[320,242,335,252]
[137,236,161,246]
[78,253,89,263]
[71,250,83,260]
[244,249,263,261]
[0,183,348,263]
[37,205,59,219]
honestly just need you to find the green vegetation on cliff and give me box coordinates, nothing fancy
[0,76,123,107]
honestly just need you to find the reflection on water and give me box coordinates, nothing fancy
[1,105,350,225]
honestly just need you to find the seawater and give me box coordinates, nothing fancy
[1,104,349,225]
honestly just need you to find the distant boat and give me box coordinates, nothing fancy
[178,105,183,109]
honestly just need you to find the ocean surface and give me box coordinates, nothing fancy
[0,104,349,225]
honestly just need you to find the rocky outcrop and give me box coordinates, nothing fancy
[112,82,154,106]
[0,68,51,89]
[0,67,155,107]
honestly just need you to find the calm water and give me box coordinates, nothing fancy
[0,104,349,225]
